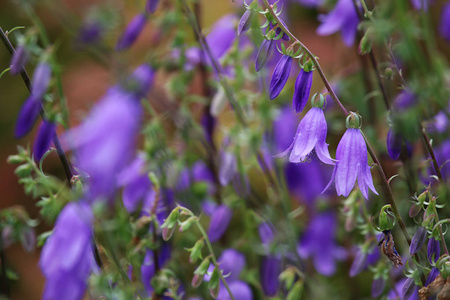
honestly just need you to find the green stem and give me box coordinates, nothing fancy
[431,198,449,255]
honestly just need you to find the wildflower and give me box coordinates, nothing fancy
[33,120,55,161]
[204,15,237,63]
[258,222,274,246]
[260,255,281,296]
[323,112,378,199]
[207,205,232,242]
[297,212,346,276]
[409,226,427,255]
[277,94,334,165]
[39,202,96,300]
[316,0,359,47]
[78,22,103,45]
[292,68,313,113]
[440,2,450,41]
[372,277,385,298]
[255,39,275,72]
[237,10,253,36]
[402,277,418,300]
[219,151,238,186]
[146,0,160,14]
[425,267,439,287]
[386,129,412,160]
[116,13,148,51]
[428,237,440,263]
[141,244,171,295]
[10,44,29,75]
[218,280,252,300]
[269,55,292,99]
[387,278,419,300]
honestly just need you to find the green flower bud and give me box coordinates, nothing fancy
[162,226,176,241]
[286,281,303,300]
[194,257,211,275]
[378,205,394,231]
[346,112,362,129]
[7,155,26,164]
[189,239,204,263]
[15,164,32,178]
[161,208,179,229]
[358,30,372,55]
[179,216,196,232]
[209,285,220,299]
[209,267,220,290]
[191,274,203,288]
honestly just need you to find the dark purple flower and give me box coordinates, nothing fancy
[297,212,346,276]
[427,237,440,263]
[141,245,171,295]
[409,226,427,255]
[40,202,96,300]
[146,0,160,13]
[269,20,289,41]
[207,205,232,242]
[255,39,275,72]
[393,90,417,110]
[14,96,41,138]
[386,129,402,160]
[292,69,313,113]
[116,13,148,51]
[218,280,253,300]
[269,55,292,100]
[260,255,281,296]
[440,2,450,41]
[258,222,274,246]
[238,10,252,36]
[276,107,334,165]
[316,0,359,47]
[78,22,103,45]
[324,115,378,199]
[219,151,238,186]
[201,109,216,145]
[372,277,385,298]
[425,267,439,287]
[33,120,56,161]
[10,44,29,75]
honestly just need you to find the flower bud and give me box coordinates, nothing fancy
[386,129,402,160]
[237,10,253,36]
[349,248,367,277]
[189,239,204,263]
[146,0,160,14]
[286,281,303,300]
[427,237,440,264]
[209,284,220,299]
[378,209,394,231]
[358,30,372,55]
[33,120,56,161]
[409,226,427,255]
[345,112,362,129]
[15,164,32,178]
[292,69,313,113]
[260,255,281,296]
[31,62,52,101]
[179,216,196,232]
[371,277,385,298]
[402,277,417,300]
[7,155,26,164]
[161,208,179,229]
[269,55,292,100]
[208,266,220,291]
[425,267,439,287]
[191,273,202,288]
[207,205,232,243]
[116,13,148,51]
[10,45,29,75]
[162,226,176,241]
[194,257,211,275]
[255,39,274,72]
[20,228,35,253]
[409,203,421,218]
[219,151,237,186]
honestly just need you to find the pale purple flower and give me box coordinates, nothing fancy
[208,205,232,242]
[33,120,56,161]
[324,123,378,199]
[316,0,359,47]
[292,69,313,113]
[410,0,434,11]
[218,280,252,300]
[273,106,299,153]
[388,278,419,300]
[219,151,238,186]
[269,55,292,99]
[427,237,440,263]
[10,44,29,75]
[255,39,275,72]
[393,90,417,110]
[258,222,274,246]
[409,226,427,255]
[440,2,450,41]
[349,245,379,277]
[78,22,103,45]
[372,277,385,298]
[260,255,280,296]
[205,15,237,63]
[176,161,215,195]
[141,244,171,295]
[297,212,346,276]
[40,202,96,300]
[238,10,253,36]
[31,62,52,100]
[146,0,160,14]
[116,13,148,51]
[276,107,334,165]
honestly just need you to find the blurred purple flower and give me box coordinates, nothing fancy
[177,161,215,193]
[10,44,29,75]
[260,255,281,296]
[349,245,379,277]
[440,2,450,41]
[316,0,359,47]
[141,244,171,295]
[386,129,412,160]
[208,205,232,243]
[273,106,299,153]
[116,13,148,51]
[435,140,450,180]
[295,0,324,7]
[33,120,55,161]
[31,62,52,100]
[297,212,346,276]
[218,280,252,300]
[146,0,160,14]
[238,10,253,36]
[219,151,238,186]
[393,90,417,110]
[324,127,378,199]
[427,237,440,263]
[269,55,292,99]
[78,22,103,45]
[410,226,427,255]
[255,39,275,72]
[276,107,334,165]
[201,109,216,145]
[258,222,274,246]
[40,202,96,300]
[205,15,237,63]
[388,278,419,300]
[402,277,418,300]
[372,277,385,298]
[410,0,434,11]
[292,69,313,113]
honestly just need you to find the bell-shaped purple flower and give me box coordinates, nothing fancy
[439,2,450,41]
[409,226,427,255]
[324,113,378,199]
[386,129,403,160]
[292,69,313,113]
[276,107,334,165]
[255,39,275,72]
[218,280,252,300]
[297,212,346,276]
[146,0,160,14]
[205,15,237,64]
[14,96,41,138]
[260,255,281,296]
[269,55,292,100]
[207,205,232,242]
[402,277,418,300]
[425,267,439,287]
[33,120,55,161]
[10,44,29,75]
[39,202,96,300]
[427,237,440,263]
[372,277,385,298]
[237,10,252,36]
[116,13,148,51]
[316,0,359,47]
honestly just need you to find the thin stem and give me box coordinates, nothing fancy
[420,127,443,181]
[431,199,449,255]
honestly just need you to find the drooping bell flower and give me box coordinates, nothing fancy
[316,0,359,47]
[439,2,450,41]
[269,55,292,100]
[292,67,313,113]
[204,14,237,64]
[255,39,275,72]
[33,120,56,161]
[39,202,96,300]
[218,280,253,300]
[409,226,427,255]
[146,0,160,14]
[116,13,148,51]
[260,255,281,296]
[323,112,378,199]
[15,62,52,138]
[237,10,253,36]
[207,205,232,242]
[386,129,402,160]
[427,237,440,263]
[277,94,334,165]
[10,44,29,75]
[297,212,346,276]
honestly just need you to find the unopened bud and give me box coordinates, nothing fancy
[194,257,211,275]
[161,208,179,229]
[162,226,176,241]
[7,155,26,164]
[191,274,203,288]
[179,216,196,232]
[311,93,326,109]
[409,226,427,255]
[189,239,204,263]
[15,164,32,177]
[209,284,220,299]
[286,281,303,300]
[358,31,372,55]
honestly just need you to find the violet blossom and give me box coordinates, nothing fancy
[428,237,440,263]
[116,13,148,51]
[323,112,378,199]
[409,226,427,255]
[440,2,450,41]
[10,44,29,75]
[255,39,275,72]
[260,255,281,297]
[146,0,160,14]
[33,120,55,161]
[292,68,313,113]
[141,243,171,295]
[372,277,385,298]
[425,267,439,287]
[269,54,292,99]
[316,0,359,47]
[237,10,253,36]
[207,205,233,242]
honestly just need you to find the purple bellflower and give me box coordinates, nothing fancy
[116,13,148,51]
[15,62,52,138]
[402,277,419,300]
[141,244,171,295]
[440,2,450,41]
[316,0,359,47]
[428,237,440,263]
[146,0,160,14]
[425,267,439,287]
[409,226,427,255]
[292,68,313,113]
[208,205,233,242]
[219,151,238,186]
[269,54,292,100]
[386,129,413,160]
[205,15,237,64]
[39,202,96,300]
[324,112,378,199]
[297,212,346,276]
[388,278,419,300]
[260,255,281,297]
[276,95,334,165]
[372,277,385,298]
[10,44,29,75]
[33,120,56,161]
[238,10,253,36]
[255,39,275,72]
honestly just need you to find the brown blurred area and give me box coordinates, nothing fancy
[0,0,359,299]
